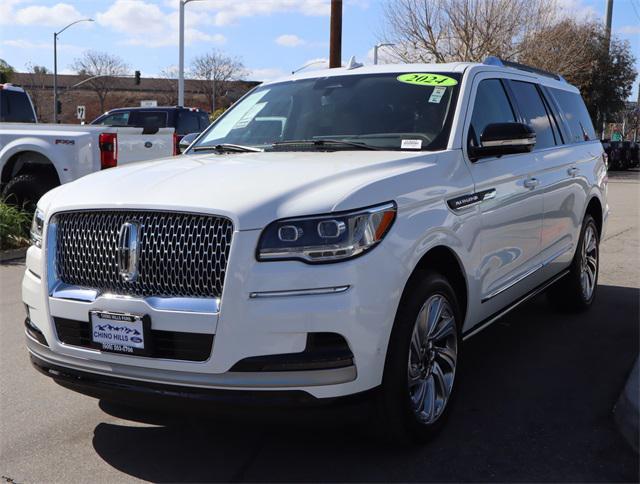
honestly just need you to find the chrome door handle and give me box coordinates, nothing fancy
[524,178,539,189]
[568,167,579,177]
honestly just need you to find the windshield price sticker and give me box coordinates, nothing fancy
[397,73,458,87]
[429,86,447,103]
[401,139,423,150]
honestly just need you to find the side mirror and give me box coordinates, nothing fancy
[469,122,536,160]
[178,132,200,154]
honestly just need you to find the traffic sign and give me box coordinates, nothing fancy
[76,105,86,121]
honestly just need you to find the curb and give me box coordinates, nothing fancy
[614,357,639,453]
[0,247,28,263]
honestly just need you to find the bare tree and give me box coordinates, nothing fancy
[70,51,129,112]
[190,50,247,111]
[157,66,179,106]
[22,64,50,121]
[381,0,557,63]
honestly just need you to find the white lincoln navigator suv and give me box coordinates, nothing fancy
[23,58,608,442]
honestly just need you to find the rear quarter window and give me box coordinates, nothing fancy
[550,88,596,143]
[176,111,200,135]
[1,90,36,122]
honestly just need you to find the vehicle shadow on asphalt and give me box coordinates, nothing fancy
[91,285,639,482]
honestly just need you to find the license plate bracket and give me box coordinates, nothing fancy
[89,310,151,356]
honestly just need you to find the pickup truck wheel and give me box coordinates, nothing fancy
[548,214,599,312]
[378,271,461,444]
[1,174,54,211]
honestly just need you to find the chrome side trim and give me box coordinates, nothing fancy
[541,243,574,266]
[481,263,543,303]
[464,269,569,341]
[447,189,496,212]
[249,285,350,299]
[50,282,221,314]
[481,242,574,303]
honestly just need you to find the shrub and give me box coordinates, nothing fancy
[0,201,31,250]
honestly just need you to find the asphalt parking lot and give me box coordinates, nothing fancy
[1,170,638,483]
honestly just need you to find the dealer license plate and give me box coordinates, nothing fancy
[90,311,148,355]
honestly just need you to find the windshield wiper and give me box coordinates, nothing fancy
[192,143,262,153]
[271,139,382,151]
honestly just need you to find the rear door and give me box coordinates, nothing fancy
[534,86,600,277]
[463,74,545,318]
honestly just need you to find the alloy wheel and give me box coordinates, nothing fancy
[407,294,458,424]
[580,224,598,300]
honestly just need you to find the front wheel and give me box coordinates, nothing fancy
[378,271,461,444]
[548,214,599,311]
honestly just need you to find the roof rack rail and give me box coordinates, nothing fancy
[483,56,566,82]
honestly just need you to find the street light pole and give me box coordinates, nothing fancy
[178,0,205,107]
[53,18,93,124]
[178,0,186,106]
[373,43,394,65]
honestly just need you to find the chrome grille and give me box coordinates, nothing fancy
[55,211,233,298]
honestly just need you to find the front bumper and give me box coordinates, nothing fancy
[23,226,407,399]
[30,352,373,409]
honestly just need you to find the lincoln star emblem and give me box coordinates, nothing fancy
[117,221,140,282]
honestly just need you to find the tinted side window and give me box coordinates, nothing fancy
[550,88,596,142]
[176,111,200,135]
[510,81,556,150]
[93,111,130,126]
[3,90,36,122]
[129,111,168,129]
[199,113,210,131]
[468,79,515,148]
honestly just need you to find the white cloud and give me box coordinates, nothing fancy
[0,1,88,27]
[164,0,330,26]
[15,3,86,27]
[97,0,225,47]
[275,34,305,47]
[618,25,640,35]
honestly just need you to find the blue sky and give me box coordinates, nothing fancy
[0,0,638,96]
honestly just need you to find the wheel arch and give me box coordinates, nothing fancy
[1,150,60,187]
[401,245,469,325]
[584,195,603,238]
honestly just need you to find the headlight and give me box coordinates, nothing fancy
[257,202,396,263]
[30,209,45,248]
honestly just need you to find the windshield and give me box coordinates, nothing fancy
[193,72,461,152]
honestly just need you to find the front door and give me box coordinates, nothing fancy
[463,75,545,320]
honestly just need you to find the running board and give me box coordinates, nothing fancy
[462,269,570,341]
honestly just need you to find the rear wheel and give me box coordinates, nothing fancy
[548,214,599,311]
[1,174,55,211]
[378,271,461,444]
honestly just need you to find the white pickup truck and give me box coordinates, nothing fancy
[0,84,175,208]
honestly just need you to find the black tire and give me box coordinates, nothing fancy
[1,174,55,211]
[377,271,462,444]
[548,214,599,312]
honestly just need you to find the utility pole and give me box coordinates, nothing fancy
[329,0,342,68]
[604,0,613,51]
[601,0,614,139]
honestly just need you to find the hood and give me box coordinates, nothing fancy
[43,150,438,230]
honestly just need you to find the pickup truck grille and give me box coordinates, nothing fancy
[55,210,233,298]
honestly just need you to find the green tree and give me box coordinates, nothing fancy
[518,20,637,134]
[0,59,15,83]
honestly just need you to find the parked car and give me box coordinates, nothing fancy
[24,58,608,443]
[91,106,210,151]
[0,84,37,123]
[1,91,176,209]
